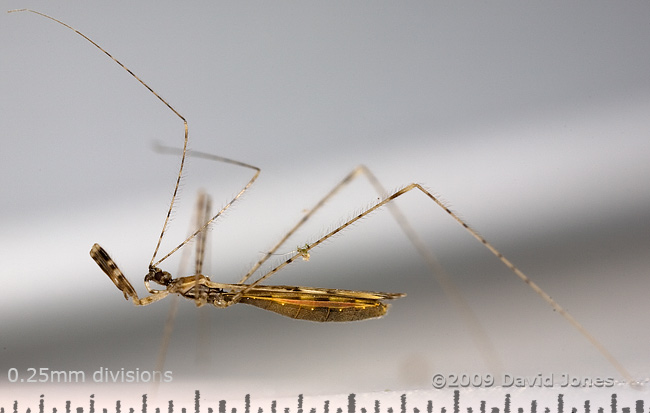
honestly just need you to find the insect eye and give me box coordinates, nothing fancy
[145,268,172,286]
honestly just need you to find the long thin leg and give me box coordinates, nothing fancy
[192,190,213,306]
[357,166,502,374]
[6,9,189,270]
[234,165,501,374]
[7,9,260,275]
[150,145,260,268]
[235,167,367,284]
[193,192,213,366]
[231,182,635,384]
[194,191,212,276]
[155,191,212,377]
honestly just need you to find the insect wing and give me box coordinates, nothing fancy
[229,285,405,322]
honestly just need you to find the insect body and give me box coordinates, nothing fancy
[90,243,404,322]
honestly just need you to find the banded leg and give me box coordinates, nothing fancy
[231,165,502,373]
[90,243,170,306]
[232,182,634,384]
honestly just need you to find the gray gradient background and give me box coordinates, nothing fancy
[1,1,649,399]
